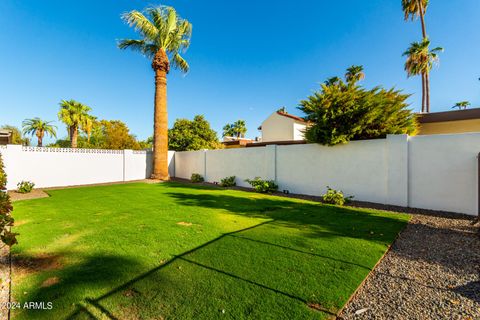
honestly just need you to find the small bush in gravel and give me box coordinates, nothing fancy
[0,154,17,246]
[191,173,204,183]
[245,177,278,193]
[321,186,353,206]
[17,181,35,194]
[220,176,236,187]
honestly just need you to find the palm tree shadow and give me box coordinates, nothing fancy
[66,221,353,319]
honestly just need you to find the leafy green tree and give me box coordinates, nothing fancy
[0,125,30,145]
[58,100,92,148]
[452,101,470,110]
[299,67,417,146]
[169,115,222,151]
[222,120,247,138]
[99,120,140,150]
[22,118,57,147]
[403,38,443,113]
[119,6,192,180]
[0,154,17,246]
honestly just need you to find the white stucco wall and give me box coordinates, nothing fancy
[171,133,480,216]
[408,133,480,215]
[293,122,306,141]
[0,145,175,190]
[276,139,389,203]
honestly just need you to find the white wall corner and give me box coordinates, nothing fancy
[386,134,409,206]
[265,145,277,181]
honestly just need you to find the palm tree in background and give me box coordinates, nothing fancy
[82,115,97,143]
[58,100,92,148]
[403,38,443,113]
[402,0,439,113]
[452,101,470,110]
[22,118,57,147]
[222,120,247,139]
[345,65,365,85]
[118,6,192,180]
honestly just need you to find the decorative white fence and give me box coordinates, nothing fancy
[175,133,480,216]
[0,145,174,190]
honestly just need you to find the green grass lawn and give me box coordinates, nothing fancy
[11,182,409,319]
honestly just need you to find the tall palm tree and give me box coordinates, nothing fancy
[402,0,431,112]
[118,6,192,180]
[58,100,92,148]
[345,65,365,85]
[403,38,443,113]
[22,118,57,147]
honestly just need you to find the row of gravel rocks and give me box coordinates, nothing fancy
[340,211,479,319]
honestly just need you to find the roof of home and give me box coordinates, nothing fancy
[258,111,307,130]
[418,108,480,123]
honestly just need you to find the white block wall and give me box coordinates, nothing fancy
[0,145,175,190]
[173,134,480,216]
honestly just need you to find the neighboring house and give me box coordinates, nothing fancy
[417,108,480,135]
[222,137,254,149]
[0,130,12,145]
[258,111,307,142]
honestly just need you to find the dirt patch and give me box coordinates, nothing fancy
[122,288,141,297]
[176,222,193,227]
[41,276,60,287]
[9,190,49,202]
[12,253,63,277]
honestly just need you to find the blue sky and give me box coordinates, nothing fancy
[1,0,479,144]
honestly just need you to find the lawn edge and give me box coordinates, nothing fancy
[335,217,411,318]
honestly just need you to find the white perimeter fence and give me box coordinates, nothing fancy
[1,133,479,216]
[0,145,174,190]
[175,133,480,216]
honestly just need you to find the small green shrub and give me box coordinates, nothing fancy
[321,186,353,206]
[191,173,204,183]
[220,176,236,187]
[245,177,278,193]
[17,181,35,194]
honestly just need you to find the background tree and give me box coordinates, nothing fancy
[99,120,141,150]
[222,120,247,139]
[452,101,470,110]
[403,38,443,113]
[119,6,192,180]
[402,0,441,113]
[299,67,417,146]
[169,115,222,151]
[0,125,30,146]
[22,118,57,147]
[345,65,365,85]
[58,100,92,148]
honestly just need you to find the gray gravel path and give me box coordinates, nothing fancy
[340,212,480,320]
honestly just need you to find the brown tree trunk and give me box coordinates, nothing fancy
[418,0,427,38]
[151,49,170,180]
[71,126,78,148]
[425,72,431,113]
[421,73,426,112]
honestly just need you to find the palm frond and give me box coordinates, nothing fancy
[121,10,158,41]
[171,53,189,73]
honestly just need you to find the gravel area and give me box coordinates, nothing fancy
[340,212,480,319]
[8,189,49,202]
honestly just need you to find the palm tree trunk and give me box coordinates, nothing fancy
[38,136,43,147]
[418,0,427,38]
[71,126,78,148]
[421,73,426,112]
[151,49,170,180]
[425,72,431,113]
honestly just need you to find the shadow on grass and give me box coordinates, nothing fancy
[63,221,343,319]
